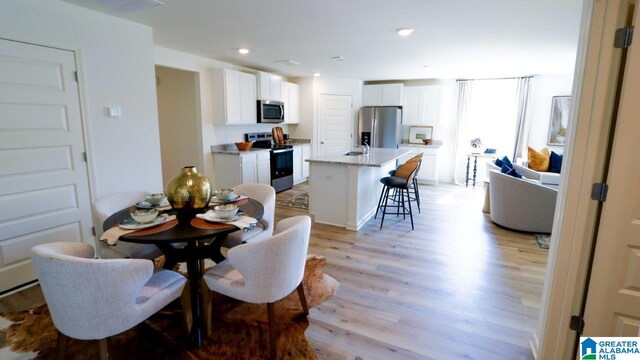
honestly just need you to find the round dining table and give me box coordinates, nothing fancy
[102,199,264,348]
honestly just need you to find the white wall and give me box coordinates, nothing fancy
[156,66,201,186]
[154,46,290,182]
[0,0,163,197]
[528,74,574,154]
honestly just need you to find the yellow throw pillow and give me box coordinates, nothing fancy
[528,147,550,171]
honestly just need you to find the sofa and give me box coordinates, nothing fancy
[513,164,561,186]
[488,170,557,233]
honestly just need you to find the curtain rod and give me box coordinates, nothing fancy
[457,75,534,81]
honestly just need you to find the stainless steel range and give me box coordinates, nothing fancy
[245,132,293,192]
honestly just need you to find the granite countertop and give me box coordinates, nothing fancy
[399,140,443,148]
[210,144,270,155]
[306,148,411,168]
[211,139,311,154]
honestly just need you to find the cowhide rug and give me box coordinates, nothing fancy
[0,255,338,360]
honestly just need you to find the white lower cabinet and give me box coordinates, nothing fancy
[212,151,271,189]
[397,145,440,185]
[293,144,311,184]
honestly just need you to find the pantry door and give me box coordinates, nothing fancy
[318,94,353,156]
[0,39,93,293]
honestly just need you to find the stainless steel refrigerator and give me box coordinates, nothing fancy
[358,106,402,148]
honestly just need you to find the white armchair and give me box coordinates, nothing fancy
[489,170,557,233]
[513,163,561,185]
[30,242,186,359]
[92,191,163,260]
[204,215,312,359]
[223,183,276,248]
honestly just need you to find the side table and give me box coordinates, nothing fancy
[466,153,495,188]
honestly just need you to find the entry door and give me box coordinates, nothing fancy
[582,3,640,335]
[0,39,92,293]
[318,94,352,156]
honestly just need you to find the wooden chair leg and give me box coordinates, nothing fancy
[99,338,109,360]
[267,302,277,359]
[297,283,309,315]
[180,282,193,333]
[56,331,68,360]
[201,287,213,337]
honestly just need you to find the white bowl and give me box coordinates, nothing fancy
[145,193,167,206]
[214,189,235,202]
[130,208,159,223]
[214,204,238,220]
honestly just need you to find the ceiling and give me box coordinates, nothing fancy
[64,0,583,80]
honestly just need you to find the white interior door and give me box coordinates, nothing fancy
[0,39,92,293]
[582,3,640,335]
[318,94,352,156]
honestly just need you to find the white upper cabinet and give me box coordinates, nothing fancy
[211,68,257,125]
[363,83,403,106]
[257,71,283,100]
[281,81,299,124]
[402,85,441,125]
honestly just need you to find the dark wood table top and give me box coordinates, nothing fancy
[102,199,264,244]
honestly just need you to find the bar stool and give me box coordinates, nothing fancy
[375,162,420,230]
[389,154,423,213]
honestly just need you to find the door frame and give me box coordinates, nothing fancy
[534,0,631,358]
[0,30,98,231]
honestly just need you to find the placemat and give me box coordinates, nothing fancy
[190,217,236,230]
[128,219,179,236]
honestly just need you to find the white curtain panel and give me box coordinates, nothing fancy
[452,80,473,184]
[512,76,533,161]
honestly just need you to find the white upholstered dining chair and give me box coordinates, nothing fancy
[92,190,164,260]
[30,242,186,360]
[223,183,276,248]
[203,215,311,359]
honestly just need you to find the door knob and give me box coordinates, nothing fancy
[320,141,325,144]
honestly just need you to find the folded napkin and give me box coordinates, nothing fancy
[100,214,176,246]
[196,211,258,232]
[209,195,249,206]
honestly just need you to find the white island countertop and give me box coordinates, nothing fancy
[306,148,411,168]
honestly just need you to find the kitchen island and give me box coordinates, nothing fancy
[306,148,411,231]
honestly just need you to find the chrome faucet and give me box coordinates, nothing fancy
[356,144,370,155]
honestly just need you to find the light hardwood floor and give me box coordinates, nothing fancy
[0,182,548,359]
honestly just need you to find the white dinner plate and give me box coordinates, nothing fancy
[202,212,242,223]
[119,216,167,230]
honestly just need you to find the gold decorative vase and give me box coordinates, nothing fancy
[165,166,211,216]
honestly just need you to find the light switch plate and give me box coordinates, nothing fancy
[105,106,122,118]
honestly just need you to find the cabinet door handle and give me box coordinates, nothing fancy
[320,141,325,144]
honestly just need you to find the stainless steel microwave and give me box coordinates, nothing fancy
[257,100,285,123]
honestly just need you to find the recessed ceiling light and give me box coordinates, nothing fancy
[313,73,321,77]
[238,48,250,55]
[397,28,414,36]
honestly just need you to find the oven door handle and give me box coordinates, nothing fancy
[271,148,293,154]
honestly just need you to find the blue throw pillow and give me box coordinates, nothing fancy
[548,151,563,173]
[494,157,503,167]
[501,163,523,178]
[501,156,513,169]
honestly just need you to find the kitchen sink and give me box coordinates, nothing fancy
[344,151,365,156]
